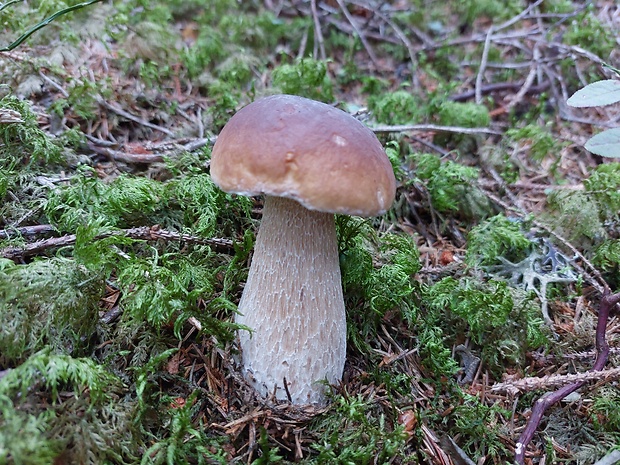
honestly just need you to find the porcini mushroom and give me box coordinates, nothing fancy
[210,94,395,404]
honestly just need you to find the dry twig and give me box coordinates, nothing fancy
[1,225,234,261]
[333,0,380,68]
[492,367,620,395]
[372,123,502,136]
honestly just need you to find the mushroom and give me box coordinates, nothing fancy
[210,94,396,404]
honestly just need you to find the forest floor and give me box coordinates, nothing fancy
[1,1,620,464]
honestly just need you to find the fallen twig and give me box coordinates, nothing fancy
[475,26,494,104]
[334,0,379,69]
[86,136,215,164]
[309,0,326,61]
[449,80,550,102]
[371,123,502,136]
[1,226,234,261]
[0,224,58,239]
[492,367,620,395]
[97,97,174,137]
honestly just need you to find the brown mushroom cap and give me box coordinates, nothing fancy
[210,94,396,217]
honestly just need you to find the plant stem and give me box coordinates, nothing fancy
[515,290,620,464]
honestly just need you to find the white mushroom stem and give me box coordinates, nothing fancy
[236,195,347,405]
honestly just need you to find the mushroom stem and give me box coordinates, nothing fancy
[236,195,346,404]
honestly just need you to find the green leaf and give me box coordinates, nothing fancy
[0,0,104,51]
[567,80,620,107]
[585,128,620,158]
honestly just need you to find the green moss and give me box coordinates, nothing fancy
[0,168,10,200]
[215,52,259,87]
[338,218,420,352]
[0,349,119,403]
[166,172,224,236]
[0,350,139,464]
[310,394,410,463]
[0,258,103,362]
[271,58,333,102]
[437,101,490,128]
[113,248,239,341]
[593,240,620,272]
[368,90,424,125]
[450,393,510,460]
[423,277,548,374]
[140,392,230,465]
[45,171,168,231]
[427,278,514,344]
[563,10,616,60]
[0,95,63,167]
[50,76,112,122]
[584,162,620,221]
[466,214,532,266]
[412,153,489,216]
[506,123,561,162]
[546,190,606,245]
[590,387,620,433]
[0,397,61,465]
[455,0,522,24]
[204,78,241,130]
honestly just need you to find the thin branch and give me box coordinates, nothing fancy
[494,0,544,32]
[88,144,165,163]
[505,45,541,110]
[334,0,380,68]
[87,136,215,164]
[491,367,620,395]
[97,98,175,137]
[475,26,494,105]
[1,226,234,261]
[38,70,69,97]
[310,0,326,61]
[371,123,502,136]
[0,224,57,239]
[449,80,550,102]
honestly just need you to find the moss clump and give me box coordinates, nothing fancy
[338,218,420,352]
[450,393,511,460]
[593,240,620,288]
[546,190,606,246]
[0,95,63,167]
[310,394,410,463]
[0,257,103,363]
[423,277,548,374]
[455,0,522,24]
[437,101,490,128]
[368,90,424,125]
[594,240,620,272]
[45,171,168,231]
[506,123,560,162]
[271,58,333,102]
[563,10,616,60]
[412,153,492,217]
[466,214,532,266]
[544,163,620,250]
[0,350,138,465]
[590,387,620,433]
[584,162,620,223]
[114,248,239,340]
